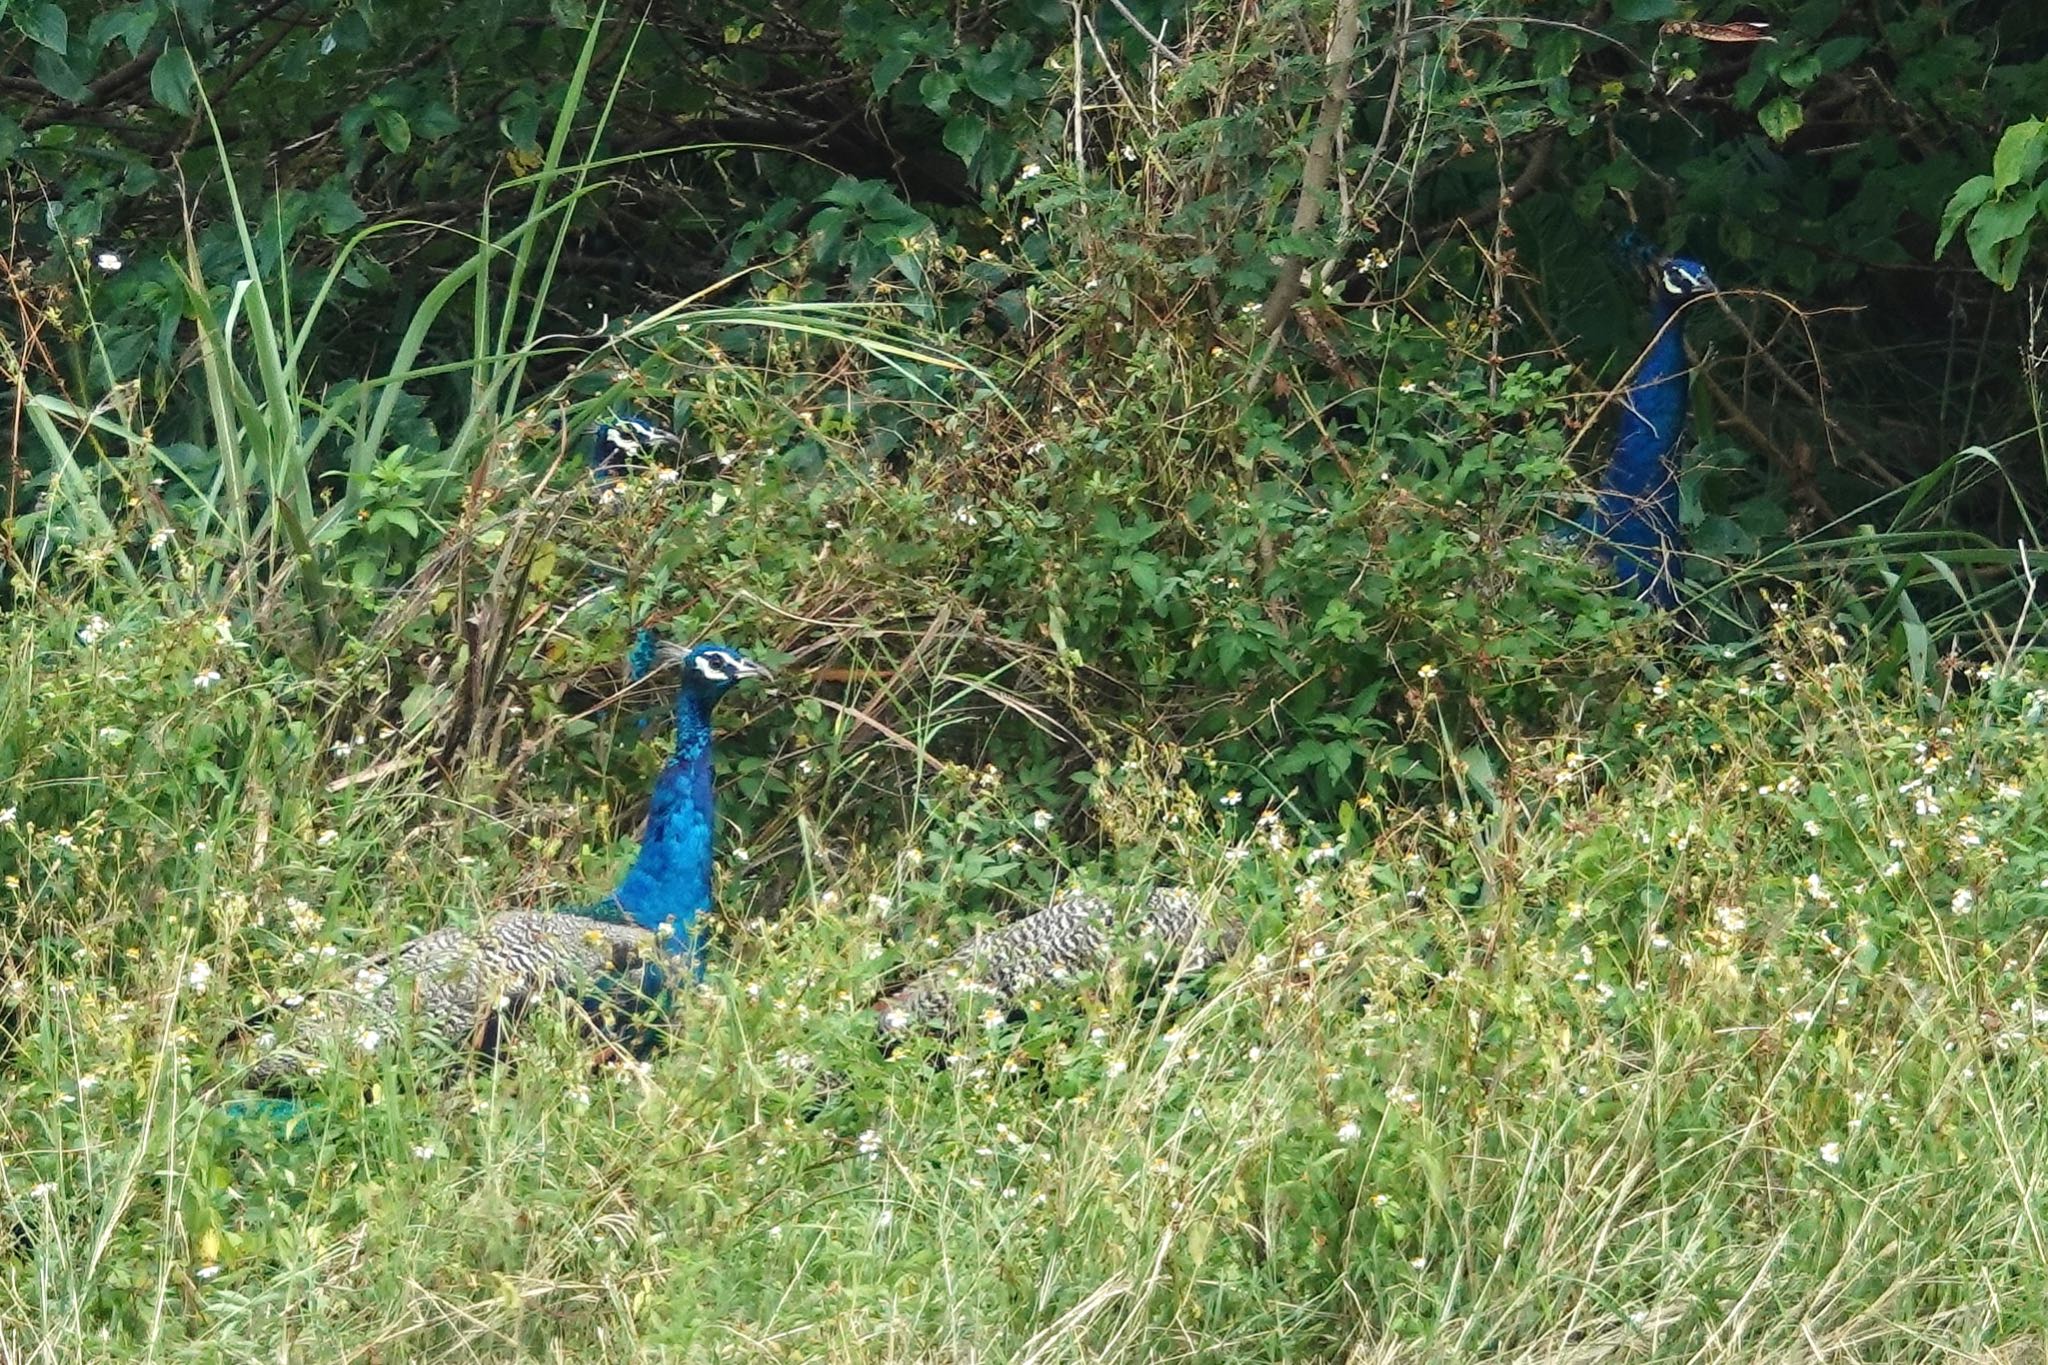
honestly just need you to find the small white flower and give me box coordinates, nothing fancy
[875,1208,894,1228]
[1019,162,1043,180]
[211,616,237,647]
[78,615,110,645]
[355,1028,382,1053]
[192,669,222,690]
[52,830,75,850]
[0,807,14,826]
[186,959,212,994]
[857,1129,882,1158]
[1335,1119,1361,1143]
[1030,809,1053,833]
[1220,789,1243,807]
[94,250,124,272]
[882,1008,910,1031]
[315,829,338,847]
[1819,1141,1842,1166]
[1951,887,1976,914]
[411,1143,437,1161]
[194,1263,221,1280]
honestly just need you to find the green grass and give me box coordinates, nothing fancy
[7,571,2048,1362]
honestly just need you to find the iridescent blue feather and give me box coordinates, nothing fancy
[1577,254,1716,609]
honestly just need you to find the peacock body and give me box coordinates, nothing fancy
[229,640,769,1089]
[1580,255,1717,609]
[874,885,1234,1040]
[586,410,680,480]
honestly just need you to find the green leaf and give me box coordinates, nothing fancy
[918,70,957,116]
[1964,195,2037,251]
[148,45,195,115]
[24,3,68,53]
[1965,197,2038,290]
[964,57,1017,107]
[370,104,412,154]
[871,47,915,98]
[1758,96,1804,143]
[1992,119,2048,194]
[1611,0,1676,18]
[1935,174,1996,258]
[1812,35,1868,71]
[32,47,90,102]
[942,116,984,163]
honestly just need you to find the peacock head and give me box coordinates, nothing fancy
[659,640,773,708]
[1655,256,1716,300]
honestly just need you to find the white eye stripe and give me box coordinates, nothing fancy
[694,652,736,680]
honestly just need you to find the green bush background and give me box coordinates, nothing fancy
[9,0,2048,1358]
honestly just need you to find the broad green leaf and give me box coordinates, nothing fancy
[1611,0,1675,18]
[1964,194,2037,251]
[918,69,957,115]
[148,45,195,115]
[942,116,984,163]
[871,47,915,98]
[964,57,1017,107]
[33,47,90,102]
[371,105,412,154]
[24,3,68,53]
[1992,118,2048,194]
[1934,174,1995,257]
[1758,97,1804,143]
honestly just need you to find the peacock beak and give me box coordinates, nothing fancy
[731,658,773,681]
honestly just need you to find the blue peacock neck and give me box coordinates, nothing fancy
[1601,287,1694,500]
[611,687,719,967]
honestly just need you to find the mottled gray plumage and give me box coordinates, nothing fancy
[234,910,674,1087]
[874,886,1234,1039]
[224,639,768,1098]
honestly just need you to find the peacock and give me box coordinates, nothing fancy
[1577,252,1718,609]
[224,638,770,1092]
[873,884,1237,1043]
[584,409,681,481]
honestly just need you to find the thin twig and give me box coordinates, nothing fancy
[1101,0,1186,68]
[1255,0,1363,338]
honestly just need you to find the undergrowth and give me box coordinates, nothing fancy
[7,478,2048,1360]
[9,18,2048,1357]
